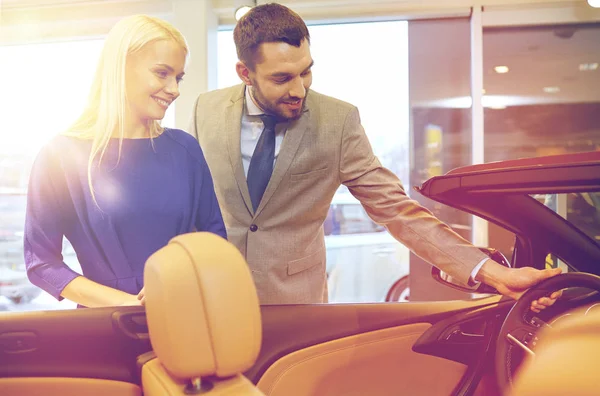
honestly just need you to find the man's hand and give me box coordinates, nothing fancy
[476,262,562,313]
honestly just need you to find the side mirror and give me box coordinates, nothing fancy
[431,247,511,294]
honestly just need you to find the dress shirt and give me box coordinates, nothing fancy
[240,87,288,177]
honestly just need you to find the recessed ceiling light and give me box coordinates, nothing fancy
[543,86,561,93]
[588,0,600,8]
[494,66,509,74]
[235,5,253,21]
[579,62,599,71]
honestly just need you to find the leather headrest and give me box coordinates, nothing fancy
[144,232,262,379]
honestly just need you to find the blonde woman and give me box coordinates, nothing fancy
[24,15,226,308]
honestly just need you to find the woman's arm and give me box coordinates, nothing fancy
[61,277,140,307]
[25,143,139,307]
[195,149,227,239]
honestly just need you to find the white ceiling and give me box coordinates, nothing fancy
[1,0,599,106]
[483,24,600,104]
[410,20,600,106]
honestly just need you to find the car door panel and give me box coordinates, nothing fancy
[246,296,504,394]
[257,323,466,396]
[0,306,150,384]
[0,377,141,396]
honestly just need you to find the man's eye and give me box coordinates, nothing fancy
[274,77,290,84]
[301,70,312,76]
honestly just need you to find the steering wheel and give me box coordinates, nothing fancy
[496,272,600,393]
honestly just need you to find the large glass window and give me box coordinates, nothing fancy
[534,191,600,273]
[407,18,479,302]
[0,40,104,311]
[0,39,175,312]
[483,23,600,161]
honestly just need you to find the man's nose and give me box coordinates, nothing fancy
[289,77,306,99]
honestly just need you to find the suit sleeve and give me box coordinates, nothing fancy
[338,107,488,287]
[188,95,200,141]
[24,145,81,300]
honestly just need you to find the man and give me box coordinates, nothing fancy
[190,3,559,309]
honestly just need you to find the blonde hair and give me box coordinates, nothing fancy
[64,15,188,205]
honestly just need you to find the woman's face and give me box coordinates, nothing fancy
[125,39,186,125]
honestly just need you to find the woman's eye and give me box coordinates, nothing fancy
[155,70,168,78]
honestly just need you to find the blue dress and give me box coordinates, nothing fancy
[24,129,227,300]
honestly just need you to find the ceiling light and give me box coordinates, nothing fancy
[482,95,507,109]
[588,0,600,8]
[235,5,253,21]
[579,62,599,71]
[494,66,509,74]
[543,86,560,93]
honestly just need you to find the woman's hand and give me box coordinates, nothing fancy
[137,287,145,305]
[120,294,143,306]
[61,277,144,307]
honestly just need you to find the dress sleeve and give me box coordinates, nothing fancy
[194,146,227,240]
[23,144,80,300]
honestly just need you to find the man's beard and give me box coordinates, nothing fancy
[250,84,307,122]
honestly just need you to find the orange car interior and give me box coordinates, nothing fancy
[510,306,600,396]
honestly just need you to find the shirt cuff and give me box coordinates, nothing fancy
[468,258,489,286]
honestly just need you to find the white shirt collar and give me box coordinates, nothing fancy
[244,86,263,116]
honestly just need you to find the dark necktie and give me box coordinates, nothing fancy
[247,115,277,212]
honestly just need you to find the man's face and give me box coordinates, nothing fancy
[243,39,313,121]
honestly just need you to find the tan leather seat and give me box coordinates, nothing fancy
[511,306,600,396]
[141,232,264,396]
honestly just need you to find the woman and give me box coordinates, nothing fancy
[24,15,226,307]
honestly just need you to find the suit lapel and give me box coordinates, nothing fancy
[254,107,311,218]
[225,85,254,215]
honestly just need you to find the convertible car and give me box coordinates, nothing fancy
[1,151,599,396]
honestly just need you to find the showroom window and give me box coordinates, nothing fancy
[483,23,600,162]
[535,191,600,274]
[0,38,175,312]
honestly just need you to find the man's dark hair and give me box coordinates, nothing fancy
[233,3,310,70]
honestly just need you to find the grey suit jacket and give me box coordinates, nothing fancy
[190,84,488,304]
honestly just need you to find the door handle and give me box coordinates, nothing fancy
[112,311,149,340]
[445,329,485,343]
